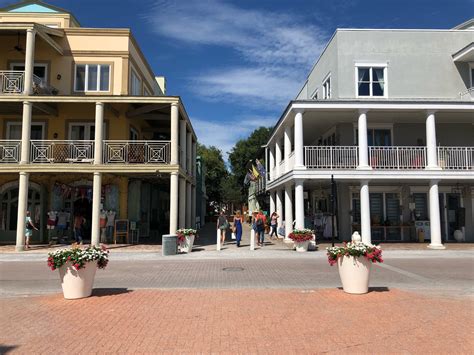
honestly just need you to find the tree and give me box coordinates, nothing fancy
[228,126,272,199]
[197,143,228,205]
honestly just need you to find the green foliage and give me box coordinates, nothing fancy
[220,174,242,205]
[47,245,109,271]
[197,143,228,204]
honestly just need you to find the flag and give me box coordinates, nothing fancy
[255,159,266,177]
[252,165,260,179]
[249,169,257,181]
[244,172,251,185]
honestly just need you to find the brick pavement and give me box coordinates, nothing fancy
[1,288,473,354]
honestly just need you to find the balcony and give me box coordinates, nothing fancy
[0,70,57,95]
[0,140,171,164]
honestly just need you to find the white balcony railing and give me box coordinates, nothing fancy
[0,140,21,163]
[438,147,473,170]
[0,71,25,94]
[103,140,171,164]
[369,146,427,170]
[305,146,358,169]
[31,140,95,164]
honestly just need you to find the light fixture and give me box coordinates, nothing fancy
[56,74,61,80]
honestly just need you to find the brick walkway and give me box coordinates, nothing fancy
[1,288,472,354]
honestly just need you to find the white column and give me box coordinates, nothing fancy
[284,125,292,173]
[169,172,179,234]
[294,110,304,168]
[179,120,187,170]
[357,110,370,169]
[269,190,276,215]
[295,179,305,229]
[170,103,179,165]
[269,145,275,181]
[426,111,439,169]
[275,139,282,177]
[15,172,29,251]
[276,189,283,229]
[186,131,192,174]
[428,180,445,249]
[23,29,36,95]
[91,172,102,246]
[360,179,371,244]
[94,102,104,164]
[179,177,186,228]
[20,101,32,164]
[284,184,293,240]
[186,182,192,227]
[191,186,196,229]
[250,229,255,250]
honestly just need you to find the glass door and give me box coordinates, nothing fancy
[6,122,44,139]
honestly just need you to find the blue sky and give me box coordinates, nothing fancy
[2,0,473,157]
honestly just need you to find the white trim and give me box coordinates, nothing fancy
[10,62,48,83]
[469,63,474,89]
[311,88,319,100]
[452,45,474,62]
[74,64,111,93]
[322,73,331,99]
[6,121,45,139]
[355,63,388,98]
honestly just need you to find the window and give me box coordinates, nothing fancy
[322,76,331,99]
[11,63,48,82]
[470,65,474,88]
[130,70,142,96]
[355,127,392,147]
[69,123,106,140]
[311,89,319,100]
[356,65,387,97]
[74,64,110,92]
[7,122,45,139]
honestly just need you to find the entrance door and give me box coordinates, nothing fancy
[446,194,461,241]
[7,122,45,139]
[73,198,93,241]
[69,123,95,140]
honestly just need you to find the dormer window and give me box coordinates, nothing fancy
[355,63,387,97]
[322,75,331,99]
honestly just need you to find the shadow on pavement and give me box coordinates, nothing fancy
[369,287,390,293]
[0,345,18,354]
[91,288,132,297]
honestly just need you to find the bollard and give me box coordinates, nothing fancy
[250,229,255,251]
[216,229,221,251]
[162,234,178,256]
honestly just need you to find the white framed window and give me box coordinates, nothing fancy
[355,63,387,97]
[311,89,319,100]
[10,62,48,83]
[6,122,45,139]
[74,64,110,92]
[353,123,393,146]
[68,122,106,140]
[322,74,331,99]
[130,69,142,96]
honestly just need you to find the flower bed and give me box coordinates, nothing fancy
[288,229,314,242]
[326,242,383,266]
[176,229,197,244]
[47,245,109,271]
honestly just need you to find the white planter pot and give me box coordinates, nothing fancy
[180,235,195,253]
[294,240,310,252]
[337,256,372,294]
[58,260,97,299]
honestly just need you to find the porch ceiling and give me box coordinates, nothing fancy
[0,101,57,115]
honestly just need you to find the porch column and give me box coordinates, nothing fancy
[284,184,293,240]
[357,110,370,169]
[295,179,305,229]
[23,29,36,95]
[169,172,179,234]
[186,131,192,174]
[20,101,32,164]
[170,103,179,165]
[428,180,445,249]
[191,185,196,229]
[180,120,187,170]
[276,189,283,229]
[15,172,29,251]
[269,190,276,215]
[426,111,439,169]
[91,172,102,246]
[294,110,304,168]
[275,138,282,177]
[186,182,192,227]
[284,125,291,173]
[192,140,197,177]
[94,102,104,164]
[269,144,275,181]
[360,179,371,244]
[179,177,186,228]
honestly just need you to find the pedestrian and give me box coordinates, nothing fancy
[269,212,279,239]
[216,210,228,246]
[74,212,85,244]
[255,210,267,246]
[233,211,244,247]
[25,211,38,249]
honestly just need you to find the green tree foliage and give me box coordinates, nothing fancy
[197,143,227,204]
[228,126,272,195]
[220,174,242,206]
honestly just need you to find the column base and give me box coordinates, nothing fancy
[356,165,372,170]
[427,243,446,250]
[424,166,442,171]
[15,245,25,252]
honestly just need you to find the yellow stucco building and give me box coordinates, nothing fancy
[0,0,197,249]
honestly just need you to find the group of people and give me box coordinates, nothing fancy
[216,210,280,247]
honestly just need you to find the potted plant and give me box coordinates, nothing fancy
[176,228,197,253]
[326,232,383,294]
[47,245,109,299]
[288,229,314,252]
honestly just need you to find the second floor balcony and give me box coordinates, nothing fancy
[0,70,57,95]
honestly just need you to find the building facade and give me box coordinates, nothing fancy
[0,1,198,249]
[265,20,474,247]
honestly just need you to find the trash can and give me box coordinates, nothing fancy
[162,234,178,256]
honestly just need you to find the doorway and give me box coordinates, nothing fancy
[73,198,92,241]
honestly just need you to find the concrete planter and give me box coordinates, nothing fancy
[294,240,310,252]
[337,256,371,294]
[179,234,195,253]
[58,260,97,299]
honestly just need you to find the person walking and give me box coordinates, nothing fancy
[269,212,279,239]
[74,212,85,244]
[25,211,38,249]
[233,211,244,247]
[217,211,228,246]
[255,210,267,247]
